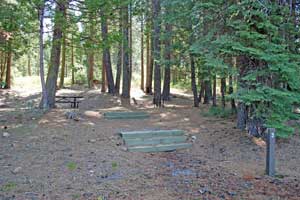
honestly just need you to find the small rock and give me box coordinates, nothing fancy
[3,132,10,137]
[227,191,237,196]
[12,167,22,174]
[65,111,79,121]
[25,192,39,200]
[116,142,122,146]
[88,139,96,143]
[191,136,197,141]
[121,147,127,151]
[83,192,93,198]
[199,187,210,194]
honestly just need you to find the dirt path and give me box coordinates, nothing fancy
[0,88,300,200]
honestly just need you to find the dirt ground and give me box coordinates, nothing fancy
[0,86,300,200]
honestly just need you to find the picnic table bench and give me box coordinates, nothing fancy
[55,95,83,108]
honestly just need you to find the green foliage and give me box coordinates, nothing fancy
[111,162,118,170]
[184,0,300,137]
[67,162,77,171]
[202,106,234,119]
[1,182,17,192]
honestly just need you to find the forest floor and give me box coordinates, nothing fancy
[1,84,300,200]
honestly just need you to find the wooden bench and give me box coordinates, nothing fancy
[55,95,83,108]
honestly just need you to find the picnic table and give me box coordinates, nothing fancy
[55,95,83,108]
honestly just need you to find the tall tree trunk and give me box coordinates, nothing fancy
[101,59,107,92]
[42,1,66,108]
[115,45,122,94]
[59,31,66,88]
[0,51,7,82]
[5,47,12,89]
[87,51,94,88]
[229,75,236,111]
[121,4,130,98]
[236,56,249,129]
[237,102,247,130]
[140,16,145,91]
[221,77,226,108]
[198,80,204,103]
[101,14,115,94]
[162,9,172,101]
[38,3,48,109]
[27,54,31,76]
[203,80,211,104]
[152,0,161,107]
[128,2,133,91]
[212,76,217,106]
[145,5,153,94]
[191,56,199,107]
[87,14,94,88]
[115,10,122,94]
[71,36,75,85]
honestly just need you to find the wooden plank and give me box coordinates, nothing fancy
[120,130,184,139]
[127,143,192,152]
[125,136,187,147]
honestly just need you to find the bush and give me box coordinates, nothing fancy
[202,106,234,118]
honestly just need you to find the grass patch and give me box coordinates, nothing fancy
[1,182,17,192]
[111,162,118,170]
[72,194,81,199]
[202,106,234,118]
[67,162,77,171]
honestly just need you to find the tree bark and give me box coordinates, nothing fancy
[145,4,153,94]
[0,51,6,82]
[191,56,199,107]
[87,14,94,88]
[101,59,107,92]
[27,54,31,76]
[115,44,122,94]
[42,0,66,108]
[212,76,217,106]
[128,2,133,91]
[59,31,66,88]
[221,77,226,108]
[5,48,12,89]
[162,9,172,101]
[203,80,211,104]
[229,75,236,110]
[140,16,145,91]
[198,80,204,103]
[121,4,130,98]
[38,3,48,109]
[71,36,75,85]
[87,50,94,88]
[236,56,249,129]
[152,0,161,107]
[115,10,122,94]
[101,14,115,94]
[237,102,247,130]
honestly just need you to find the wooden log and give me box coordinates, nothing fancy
[127,143,192,152]
[125,135,187,147]
[120,129,184,139]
